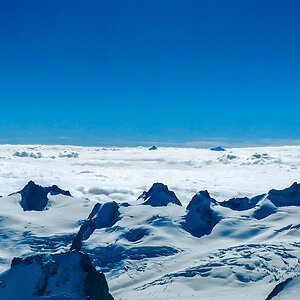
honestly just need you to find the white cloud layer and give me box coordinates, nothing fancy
[0,145,299,203]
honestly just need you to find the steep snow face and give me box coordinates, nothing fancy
[0,251,113,300]
[267,182,300,207]
[138,183,182,207]
[18,181,72,211]
[182,191,221,238]
[71,202,120,251]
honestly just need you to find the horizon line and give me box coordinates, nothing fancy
[0,138,300,149]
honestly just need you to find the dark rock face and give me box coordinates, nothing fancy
[210,146,226,151]
[3,252,114,300]
[182,191,221,238]
[71,219,96,251]
[18,181,71,211]
[252,199,277,220]
[149,145,158,150]
[71,202,120,251]
[219,194,264,211]
[267,182,300,207]
[138,183,182,207]
[80,253,114,300]
[265,277,294,300]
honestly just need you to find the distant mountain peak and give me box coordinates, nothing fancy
[210,146,226,151]
[149,145,158,150]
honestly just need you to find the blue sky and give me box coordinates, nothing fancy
[0,0,299,146]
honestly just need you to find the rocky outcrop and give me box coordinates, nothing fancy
[219,194,264,211]
[17,181,72,211]
[149,145,158,150]
[210,146,226,151]
[0,251,114,300]
[265,276,296,300]
[253,199,278,220]
[182,191,221,238]
[267,182,300,207]
[138,183,182,207]
[71,201,120,251]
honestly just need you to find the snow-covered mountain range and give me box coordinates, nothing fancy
[0,145,299,299]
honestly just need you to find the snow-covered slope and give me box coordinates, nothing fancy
[0,145,299,299]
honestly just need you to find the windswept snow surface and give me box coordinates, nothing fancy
[0,145,299,299]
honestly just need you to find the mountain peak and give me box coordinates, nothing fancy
[268,182,300,207]
[183,191,220,238]
[18,181,71,211]
[138,183,182,207]
[149,145,158,150]
[0,251,114,300]
[210,146,226,152]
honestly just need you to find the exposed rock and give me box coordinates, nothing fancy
[267,182,300,207]
[71,202,120,251]
[253,199,278,220]
[149,145,158,151]
[182,191,221,238]
[265,277,295,300]
[0,251,114,300]
[18,181,72,211]
[138,183,182,207]
[210,146,226,152]
[219,194,264,211]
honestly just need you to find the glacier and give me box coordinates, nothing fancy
[0,145,299,299]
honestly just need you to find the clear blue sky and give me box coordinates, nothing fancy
[0,0,299,146]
